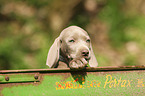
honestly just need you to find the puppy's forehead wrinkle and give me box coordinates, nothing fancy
[59,26,88,39]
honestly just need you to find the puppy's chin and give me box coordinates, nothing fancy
[85,57,90,61]
[67,54,90,64]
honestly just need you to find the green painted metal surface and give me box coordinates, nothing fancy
[0,66,145,96]
[0,73,39,83]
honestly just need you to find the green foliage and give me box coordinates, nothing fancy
[0,0,145,69]
[99,0,132,47]
[124,55,138,66]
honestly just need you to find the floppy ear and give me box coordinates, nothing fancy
[46,37,60,68]
[89,44,98,67]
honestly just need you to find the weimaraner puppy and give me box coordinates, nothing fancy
[46,26,98,69]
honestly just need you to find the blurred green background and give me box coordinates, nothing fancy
[0,0,145,70]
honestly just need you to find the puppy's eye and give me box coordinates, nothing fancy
[86,39,90,43]
[69,40,75,43]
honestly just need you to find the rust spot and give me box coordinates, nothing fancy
[34,75,39,80]
[5,76,9,81]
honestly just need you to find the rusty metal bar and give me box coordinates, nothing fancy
[0,65,145,73]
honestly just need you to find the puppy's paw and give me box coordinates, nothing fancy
[69,58,88,69]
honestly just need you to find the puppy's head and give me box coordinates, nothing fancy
[46,26,98,68]
[59,26,91,62]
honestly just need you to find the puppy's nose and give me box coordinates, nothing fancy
[82,50,89,56]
